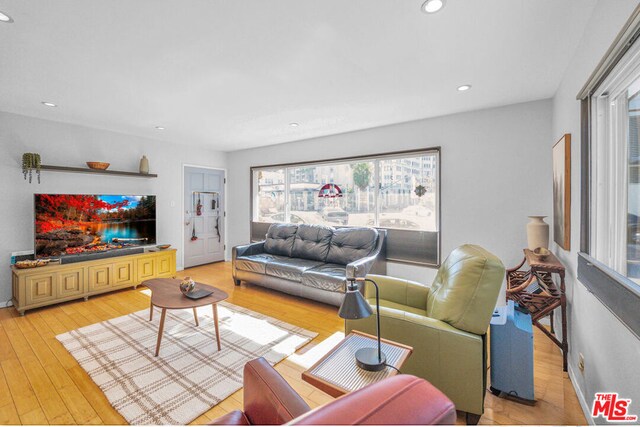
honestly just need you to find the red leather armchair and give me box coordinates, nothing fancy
[210,357,456,425]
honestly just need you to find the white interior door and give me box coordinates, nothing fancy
[184,166,225,268]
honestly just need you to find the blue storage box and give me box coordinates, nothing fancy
[489,300,535,403]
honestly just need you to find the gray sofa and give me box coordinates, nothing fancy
[232,223,385,306]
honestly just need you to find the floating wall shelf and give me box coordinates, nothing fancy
[40,165,158,178]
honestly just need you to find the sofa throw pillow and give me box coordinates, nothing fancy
[326,227,378,265]
[263,223,298,257]
[292,224,334,262]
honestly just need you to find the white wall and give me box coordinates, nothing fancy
[0,111,227,306]
[551,0,640,423]
[227,99,553,286]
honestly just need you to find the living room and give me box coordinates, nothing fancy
[1,0,639,426]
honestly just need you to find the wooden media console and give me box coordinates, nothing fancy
[11,249,176,315]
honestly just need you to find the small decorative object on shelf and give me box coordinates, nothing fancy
[533,247,550,261]
[22,153,41,183]
[14,259,50,269]
[86,162,110,170]
[179,277,196,295]
[526,215,549,250]
[139,155,150,174]
[156,244,171,250]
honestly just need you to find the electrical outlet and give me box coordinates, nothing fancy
[578,353,585,372]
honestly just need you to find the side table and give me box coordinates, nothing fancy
[506,249,568,371]
[302,331,412,397]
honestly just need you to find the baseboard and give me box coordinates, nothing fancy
[1,300,14,309]
[568,363,594,425]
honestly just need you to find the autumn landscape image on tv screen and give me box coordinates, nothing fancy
[35,194,156,258]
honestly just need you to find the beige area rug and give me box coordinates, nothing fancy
[56,301,317,425]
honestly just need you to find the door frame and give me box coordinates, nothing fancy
[181,164,228,269]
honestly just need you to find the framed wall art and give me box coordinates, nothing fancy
[553,134,571,250]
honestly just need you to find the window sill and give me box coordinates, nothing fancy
[577,252,640,339]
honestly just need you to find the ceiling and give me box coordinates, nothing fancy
[0,0,596,151]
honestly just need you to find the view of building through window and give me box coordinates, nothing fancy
[255,168,286,222]
[253,151,438,231]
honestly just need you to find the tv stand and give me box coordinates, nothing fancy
[11,249,176,315]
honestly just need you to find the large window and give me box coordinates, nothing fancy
[251,150,439,232]
[590,40,640,282]
[577,13,640,339]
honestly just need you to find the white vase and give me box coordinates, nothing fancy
[139,155,149,174]
[526,216,549,250]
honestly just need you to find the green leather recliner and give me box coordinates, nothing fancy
[345,244,505,423]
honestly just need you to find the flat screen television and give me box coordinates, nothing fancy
[35,194,157,259]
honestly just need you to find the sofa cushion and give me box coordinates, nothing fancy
[326,227,378,265]
[264,223,298,257]
[292,224,334,262]
[427,244,505,335]
[235,254,289,274]
[266,258,325,282]
[302,263,347,292]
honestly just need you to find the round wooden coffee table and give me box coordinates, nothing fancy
[143,278,229,357]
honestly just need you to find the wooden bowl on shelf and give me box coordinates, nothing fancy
[14,260,37,269]
[86,162,110,170]
[156,244,171,250]
[15,259,50,269]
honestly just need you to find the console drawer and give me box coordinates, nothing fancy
[56,268,85,298]
[25,273,57,306]
[136,257,156,282]
[156,252,174,276]
[88,264,113,292]
[113,260,134,285]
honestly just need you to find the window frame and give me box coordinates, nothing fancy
[589,41,640,276]
[578,7,640,339]
[249,147,442,267]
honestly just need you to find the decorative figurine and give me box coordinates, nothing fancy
[139,155,150,174]
[179,277,196,295]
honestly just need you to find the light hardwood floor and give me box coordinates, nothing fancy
[0,261,587,425]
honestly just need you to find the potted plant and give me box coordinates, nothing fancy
[22,153,42,183]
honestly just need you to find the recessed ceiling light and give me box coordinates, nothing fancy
[422,0,446,14]
[41,101,57,107]
[155,126,165,130]
[289,123,299,127]
[0,11,13,23]
[457,85,472,92]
